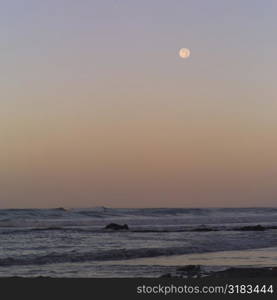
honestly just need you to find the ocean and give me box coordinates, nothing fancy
[0,207,277,277]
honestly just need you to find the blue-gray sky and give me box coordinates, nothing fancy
[1,0,277,208]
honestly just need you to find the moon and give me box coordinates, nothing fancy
[179,48,190,59]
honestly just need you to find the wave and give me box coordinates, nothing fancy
[1,224,277,236]
[2,235,277,267]
[2,207,277,219]
[0,247,187,266]
[1,207,277,230]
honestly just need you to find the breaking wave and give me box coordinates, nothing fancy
[2,235,277,267]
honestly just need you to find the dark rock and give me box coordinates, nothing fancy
[33,227,62,231]
[193,225,217,232]
[105,223,129,230]
[55,207,66,211]
[237,225,265,231]
[176,265,202,278]
[177,265,201,273]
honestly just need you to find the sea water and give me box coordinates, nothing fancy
[0,207,277,277]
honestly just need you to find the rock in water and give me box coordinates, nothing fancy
[237,225,265,231]
[177,265,201,272]
[176,265,202,278]
[105,223,129,230]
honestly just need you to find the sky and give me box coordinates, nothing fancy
[1,0,277,208]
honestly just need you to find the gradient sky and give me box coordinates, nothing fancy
[1,0,277,208]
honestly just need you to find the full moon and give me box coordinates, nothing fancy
[179,48,190,59]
